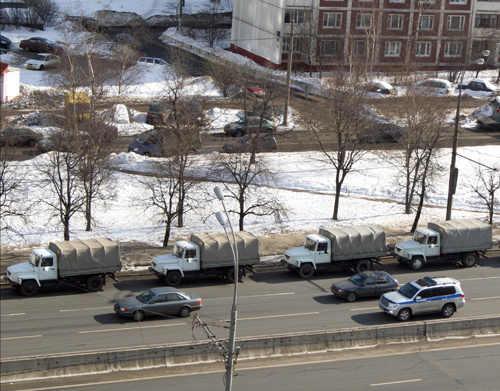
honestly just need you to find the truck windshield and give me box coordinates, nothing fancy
[30,253,40,267]
[414,232,427,244]
[304,238,317,251]
[136,289,155,304]
[398,282,420,299]
[173,244,184,258]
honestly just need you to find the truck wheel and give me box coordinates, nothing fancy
[397,308,411,321]
[132,310,145,322]
[20,280,39,296]
[461,252,478,268]
[178,306,191,318]
[355,260,370,273]
[298,263,314,279]
[346,292,357,302]
[226,267,243,283]
[441,303,455,318]
[86,276,103,292]
[409,256,424,271]
[165,271,182,286]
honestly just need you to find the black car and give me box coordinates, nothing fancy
[0,35,12,50]
[1,125,43,147]
[331,271,399,302]
[223,134,277,153]
[146,101,172,125]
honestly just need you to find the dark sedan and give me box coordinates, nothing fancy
[0,35,11,49]
[19,37,63,54]
[331,271,399,302]
[1,125,43,147]
[114,287,202,321]
[223,134,277,153]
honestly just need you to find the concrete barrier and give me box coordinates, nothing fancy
[2,314,499,381]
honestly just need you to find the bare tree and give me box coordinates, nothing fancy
[469,165,500,225]
[206,58,240,98]
[23,0,59,25]
[307,73,371,220]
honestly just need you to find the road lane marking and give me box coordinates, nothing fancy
[204,292,295,301]
[78,323,185,334]
[229,312,319,322]
[351,307,378,312]
[60,307,110,312]
[471,296,500,301]
[1,334,42,341]
[0,312,26,317]
[460,276,500,281]
[370,379,421,386]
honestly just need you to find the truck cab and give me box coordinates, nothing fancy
[282,234,331,277]
[393,227,440,270]
[5,248,58,289]
[150,241,201,284]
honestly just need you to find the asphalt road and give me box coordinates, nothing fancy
[1,254,499,360]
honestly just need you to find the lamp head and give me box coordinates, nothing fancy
[214,186,224,201]
[481,50,490,57]
[215,211,227,226]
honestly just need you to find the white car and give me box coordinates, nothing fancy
[137,56,167,66]
[411,78,455,95]
[24,53,60,70]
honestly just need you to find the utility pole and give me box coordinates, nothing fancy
[178,0,184,30]
[283,11,294,126]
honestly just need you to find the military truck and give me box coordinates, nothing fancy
[393,219,492,271]
[4,238,121,296]
[149,232,260,286]
[282,225,387,278]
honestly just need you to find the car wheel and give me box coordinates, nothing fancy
[20,280,39,296]
[346,292,357,302]
[461,252,478,268]
[178,306,191,318]
[132,310,145,322]
[24,46,30,52]
[355,259,370,273]
[441,303,455,318]
[409,256,424,271]
[298,263,314,279]
[397,308,411,321]
[39,65,44,70]
[86,275,103,292]
[142,152,151,157]
[165,271,182,287]
[28,139,37,147]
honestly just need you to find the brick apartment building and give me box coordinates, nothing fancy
[230,0,500,72]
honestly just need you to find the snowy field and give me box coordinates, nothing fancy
[1,1,499,250]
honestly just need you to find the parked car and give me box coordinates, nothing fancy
[24,53,60,70]
[331,271,399,302]
[412,78,455,95]
[137,56,168,66]
[359,123,403,143]
[114,287,202,321]
[224,116,278,137]
[128,130,163,157]
[360,80,398,96]
[0,35,12,49]
[477,96,500,130]
[146,101,172,125]
[223,134,277,153]
[459,78,499,94]
[19,37,63,54]
[1,125,43,147]
[247,83,265,98]
[379,276,465,321]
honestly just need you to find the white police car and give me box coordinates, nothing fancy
[379,276,465,321]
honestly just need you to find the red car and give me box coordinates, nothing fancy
[19,37,63,54]
[246,84,265,98]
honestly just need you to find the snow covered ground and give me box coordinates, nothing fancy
[1,2,499,251]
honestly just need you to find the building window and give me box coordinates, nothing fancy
[320,40,341,56]
[282,37,302,52]
[420,15,434,30]
[447,15,465,30]
[284,9,309,24]
[449,0,466,3]
[323,12,342,28]
[415,42,431,57]
[356,14,372,29]
[388,14,404,30]
[389,0,405,3]
[444,42,463,57]
[385,41,401,57]
[475,14,499,28]
[419,0,435,3]
[353,40,367,56]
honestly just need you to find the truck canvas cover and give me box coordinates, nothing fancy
[49,238,121,277]
[428,219,493,253]
[319,225,387,261]
[190,232,260,267]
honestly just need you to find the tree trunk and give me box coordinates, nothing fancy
[85,198,91,231]
[64,216,70,241]
[163,221,171,247]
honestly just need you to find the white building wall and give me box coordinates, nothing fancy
[231,0,285,65]
[1,68,20,103]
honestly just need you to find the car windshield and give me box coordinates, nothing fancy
[136,289,155,304]
[173,244,184,258]
[398,282,420,299]
[349,273,366,285]
[304,238,317,251]
[236,119,245,124]
[137,132,158,145]
[414,232,427,244]
[34,54,46,60]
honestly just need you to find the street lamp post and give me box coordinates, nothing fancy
[214,185,239,391]
[445,50,490,220]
